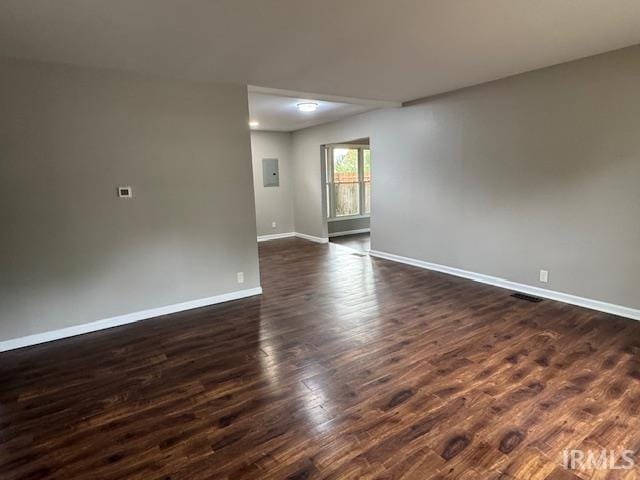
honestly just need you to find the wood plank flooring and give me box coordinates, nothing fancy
[329,233,371,252]
[1,238,640,479]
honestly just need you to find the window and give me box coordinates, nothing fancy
[325,145,371,219]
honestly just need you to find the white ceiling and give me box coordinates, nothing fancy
[0,1,639,102]
[248,87,397,132]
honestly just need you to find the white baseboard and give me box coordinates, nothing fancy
[0,287,263,353]
[256,231,329,244]
[257,232,295,242]
[295,232,329,244]
[329,228,371,238]
[369,250,640,321]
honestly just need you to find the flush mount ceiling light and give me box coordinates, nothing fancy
[249,121,259,128]
[297,102,318,113]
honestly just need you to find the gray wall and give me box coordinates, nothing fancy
[250,131,295,236]
[328,217,370,235]
[0,58,261,342]
[292,45,640,310]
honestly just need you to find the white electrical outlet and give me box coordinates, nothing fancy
[272,221,277,228]
[539,270,549,283]
[117,186,132,198]
[237,272,244,284]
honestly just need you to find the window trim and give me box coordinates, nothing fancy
[327,214,370,222]
[326,145,370,219]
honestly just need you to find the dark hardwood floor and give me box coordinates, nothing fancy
[329,232,370,252]
[2,238,640,479]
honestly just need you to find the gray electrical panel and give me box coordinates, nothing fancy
[262,158,279,187]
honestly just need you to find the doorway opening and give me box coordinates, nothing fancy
[322,138,371,252]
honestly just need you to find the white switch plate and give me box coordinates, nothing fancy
[272,221,277,228]
[539,270,549,283]
[237,272,244,284]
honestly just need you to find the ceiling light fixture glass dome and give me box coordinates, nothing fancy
[297,102,318,112]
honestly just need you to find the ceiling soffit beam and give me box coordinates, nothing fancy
[248,85,401,109]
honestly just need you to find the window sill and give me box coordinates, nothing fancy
[327,215,371,222]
